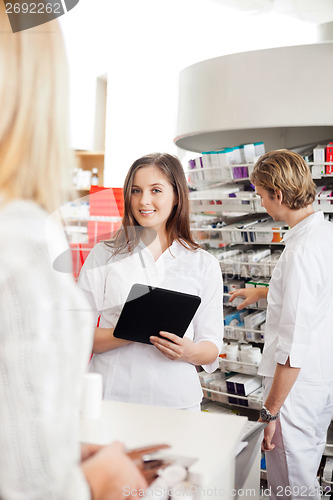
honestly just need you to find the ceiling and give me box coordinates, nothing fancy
[210,0,333,24]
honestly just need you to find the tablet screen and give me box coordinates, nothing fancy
[113,283,201,344]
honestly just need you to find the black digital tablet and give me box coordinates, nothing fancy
[113,283,201,345]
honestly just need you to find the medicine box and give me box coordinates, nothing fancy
[313,145,326,177]
[254,142,265,157]
[235,375,262,397]
[248,386,264,409]
[224,309,249,326]
[326,143,333,175]
[210,378,228,404]
[201,151,211,169]
[226,374,243,404]
[244,310,266,341]
[226,374,243,395]
[255,280,270,308]
[198,371,226,399]
[226,374,262,406]
[241,143,256,163]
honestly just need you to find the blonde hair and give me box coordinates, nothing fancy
[250,149,316,210]
[0,6,74,212]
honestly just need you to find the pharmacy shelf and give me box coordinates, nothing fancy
[63,215,122,223]
[219,358,260,375]
[187,162,333,193]
[195,239,284,247]
[185,163,252,175]
[191,226,287,234]
[201,386,262,410]
[224,324,265,334]
[223,294,266,309]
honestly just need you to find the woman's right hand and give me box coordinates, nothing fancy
[81,441,147,500]
[229,287,268,310]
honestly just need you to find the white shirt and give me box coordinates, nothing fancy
[78,239,224,408]
[258,211,333,381]
[0,200,93,500]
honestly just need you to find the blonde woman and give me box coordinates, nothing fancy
[0,7,157,500]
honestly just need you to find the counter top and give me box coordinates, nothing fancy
[80,400,248,497]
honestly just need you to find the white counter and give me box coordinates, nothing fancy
[80,400,253,499]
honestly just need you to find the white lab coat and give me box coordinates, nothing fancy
[259,211,333,500]
[78,239,224,408]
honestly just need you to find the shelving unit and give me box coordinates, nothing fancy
[62,214,122,279]
[74,150,105,191]
[190,158,333,418]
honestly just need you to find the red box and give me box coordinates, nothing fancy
[87,220,121,245]
[70,188,124,279]
[326,143,333,174]
[89,186,124,217]
[70,242,91,280]
[87,186,123,255]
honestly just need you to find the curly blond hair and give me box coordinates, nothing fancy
[250,149,316,210]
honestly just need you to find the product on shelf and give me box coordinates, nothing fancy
[91,168,99,186]
[224,308,249,327]
[226,374,262,406]
[247,386,264,410]
[198,371,226,400]
[187,141,265,188]
[244,310,266,342]
[326,142,333,175]
[313,144,326,177]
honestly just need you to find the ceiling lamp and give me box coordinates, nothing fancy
[174,43,333,153]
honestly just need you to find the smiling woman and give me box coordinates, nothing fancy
[109,153,199,256]
[78,152,224,410]
[130,165,177,238]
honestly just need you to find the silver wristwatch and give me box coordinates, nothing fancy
[260,405,280,422]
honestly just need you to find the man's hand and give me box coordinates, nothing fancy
[260,420,276,452]
[229,287,268,310]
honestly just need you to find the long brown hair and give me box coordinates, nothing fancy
[105,153,198,255]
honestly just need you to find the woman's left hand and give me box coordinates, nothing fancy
[150,332,196,362]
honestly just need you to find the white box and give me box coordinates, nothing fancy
[247,386,264,409]
[249,255,271,278]
[312,165,323,179]
[243,143,256,163]
[233,146,242,164]
[226,374,244,395]
[245,280,257,307]
[217,150,233,180]
[244,310,266,341]
[246,248,271,263]
[254,142,265,157]
[255,279,270,308]
[235,375,262,396]
[313,145,326,175]
[210,379,228,404]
